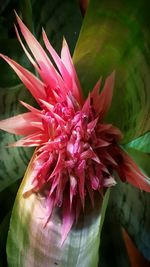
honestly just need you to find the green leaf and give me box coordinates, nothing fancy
[0,84,34,191]
[99,188,110,236]
[0,180,20,266]
[99,204,131,267]
[0,213,10,267]
[73,0,150,143]
[111,182,150,261]
[125,131,150,153]
[7,153,110,267]
[0,180,20,223]
[111,148,150,260]
[32,0,82,54]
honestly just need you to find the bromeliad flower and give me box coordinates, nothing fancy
[0,14,150,243]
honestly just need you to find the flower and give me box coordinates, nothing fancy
[0,14,150,243]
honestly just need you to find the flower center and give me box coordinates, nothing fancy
[32,97,123,211]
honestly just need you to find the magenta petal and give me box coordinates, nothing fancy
[119,151,150,192]
[9,132,44,147]
[90,78,102,114]
[126,170,150,192]
[42,29,72,91]
[20,101,41,115]
[0,112,42,135]
[43,196,55,227]
[61,197,75,245]
[81,147,101,163]
[91,78,102,100]
[77,160,86,208]
[61,38,83,104]
[88,118,98,132]
[50,152,64,178]
[95,138,110,148]
[15,13,61,90]
[91,176,100,190]
[50,175,60,195]
[40,99,65,125]
[97,71,115,118]
[70,175,77,207]
[55,174,67,207]
[82,94,91,115]
[15,13,53,71]
[14,25,40,72]
[102,151,118,167]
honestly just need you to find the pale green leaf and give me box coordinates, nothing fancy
[125,131,150,153]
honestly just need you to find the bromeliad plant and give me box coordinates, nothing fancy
[1,13,150,239]
[1,1,150,266]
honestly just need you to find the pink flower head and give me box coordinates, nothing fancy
[0,14,150,243]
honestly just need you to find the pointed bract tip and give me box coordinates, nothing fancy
[42,27,46,36]
[109,70,116,84]
[62,37,68,47]
[0,53,5,59]
[14,24,20,38]
[13,23,17,30]
[14,10,20,19]
[13,9,17,16]
[42,28,47,41]
[14,10,21,23]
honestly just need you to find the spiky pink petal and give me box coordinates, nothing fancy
[42,29,72,91]
[0,112,42,135]
[77,160,86,208]
[82,94,91,116]
[20,101,42,114]
[49,152,64,179]
[43,196,55,227]
[14,25,40,72]
[15,13,54,72]
[70,175,77,208]
[92,72,115,117]
[9,132,45,147]
[61,38,83,104]
[91,78,102,100]
[117,150,150,192]
[98,71,115,118]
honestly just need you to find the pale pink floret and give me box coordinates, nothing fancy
[0,15,150,244]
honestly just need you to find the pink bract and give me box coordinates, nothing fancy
[0,14,150,244]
